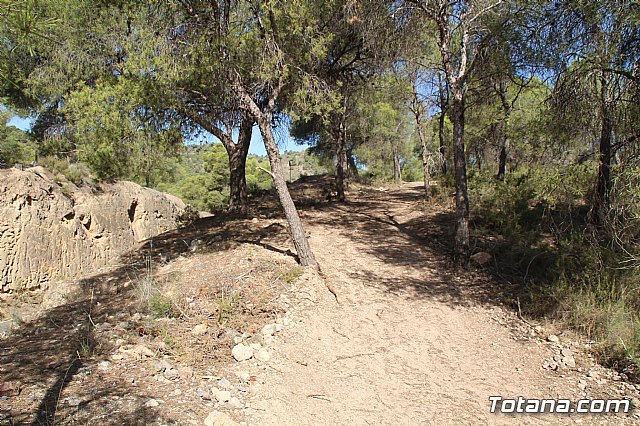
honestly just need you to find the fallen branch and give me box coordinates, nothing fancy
[317,267,338,303]
[256,166,275,179]
[307,394,332,402]
[335,353,376,361]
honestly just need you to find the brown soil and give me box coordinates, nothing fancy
[1,179,639,425]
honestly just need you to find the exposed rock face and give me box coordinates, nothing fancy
[0,167,185,292]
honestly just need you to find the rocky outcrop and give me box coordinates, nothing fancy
[0,167,186,292]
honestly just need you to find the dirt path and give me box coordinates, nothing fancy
[243,183,637,425]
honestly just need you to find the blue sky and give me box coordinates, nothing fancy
[6,115,308,156]
[7,115,32,130]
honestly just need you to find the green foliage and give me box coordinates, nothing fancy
[472,163,640,369]
[64,78,182,185]
[215,291,240,325]
[154,143,274,212]
[148,293,173,319]
[38,155,89,186]
[352,76,417,181]
[280,150,328,181]
[0,112,34,164]
[246,156,274,192]
[279,266,303,285]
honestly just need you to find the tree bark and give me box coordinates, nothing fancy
[185,112,252,214]
[496,81,512,181]
[592,76,613,225]
[335,118,348,202]
[496,134,509,181]
[418,125,431,199]
[227,117,252,214]
[438,111,447,175]
[392,142,401,184]
[451,86,470,266]
[257,113,317,267]
[438,72,448,176]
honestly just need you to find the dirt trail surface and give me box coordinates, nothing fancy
[244,183,638,425]
[1,181,638,425]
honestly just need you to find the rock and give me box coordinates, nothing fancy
[97,322,112,331]
[153,359,174,372]
[578,380,587,391]
[588,370,600,379]
[204,410,239,426]
[215,390,232,403]
[64,397,83,407]
[561,348,574,357]
[261,323,278,337]
[547,335,560,343]
[249,342,262,350]
[236,371,251,382]
[227,397,243,410]
[111,353,125,361]
[178,366,194,379]
[197,389,212,400]
[564,357,576,369]
[217,378,232,390]
[145,398,160,408]
[224,328,240,340]
[192,324,209,336]
[164,368,180,381]
[470,251,492,267]
[254,348,270,363]
[128,344,155,359]
[0,167,186,293]
[231,344,254,362]
[97,361,112,372]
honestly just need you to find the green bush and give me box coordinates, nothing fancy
[39,156,89,186]
[148,293,173,319]
[471,165,640,371]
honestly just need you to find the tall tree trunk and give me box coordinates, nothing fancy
[417,125,430,199]
[335,118,347,202]
[392,142,401,184]
[592,77,613,225]
[496,81,512,182]
[496,134,509,181]
[438,72,448,176]
[227,117,252,214]
[438,110,447,175]
[451,86,470,266]
[184,112,252,214]
[257,113,317,267]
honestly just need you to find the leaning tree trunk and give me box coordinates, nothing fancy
[451,86,470,266]
[227,117,252,214]
[257,113,317,267]
[335,119,348,202]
